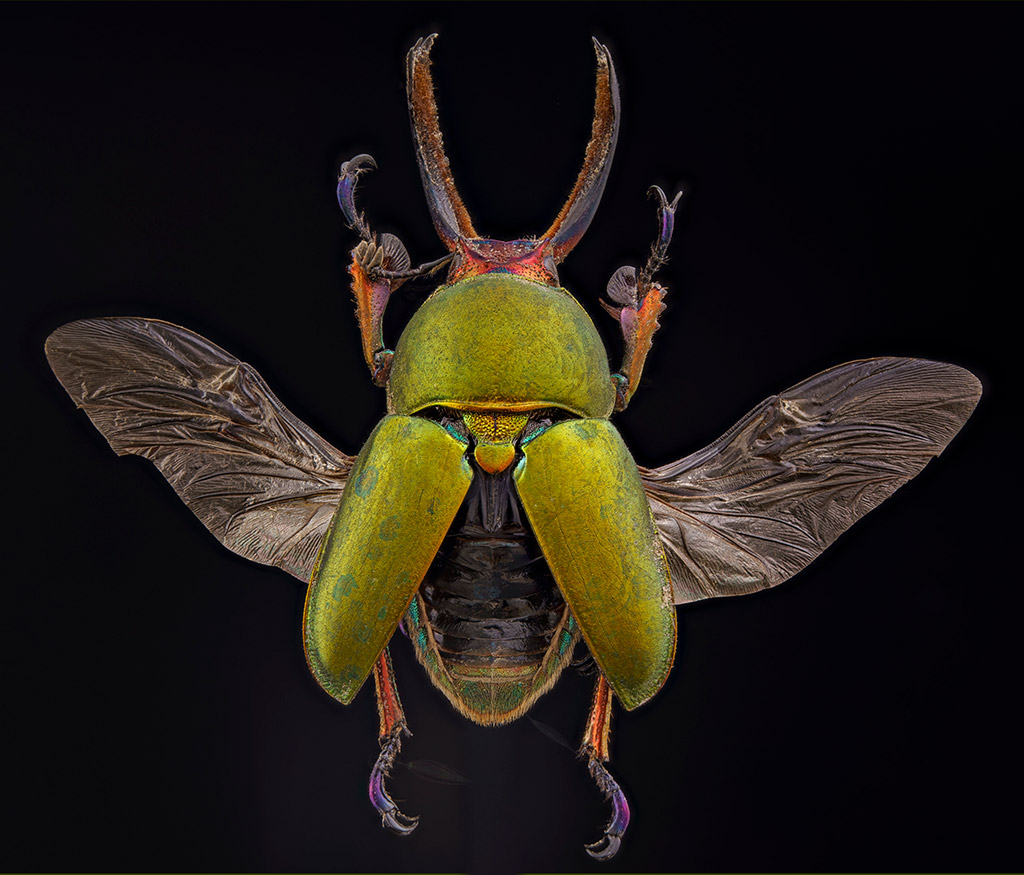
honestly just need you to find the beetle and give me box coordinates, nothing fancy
[45,34,980,860]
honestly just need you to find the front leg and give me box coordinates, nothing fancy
[601,185,683,411]
[337,155,452,386]
[348,235,408,386]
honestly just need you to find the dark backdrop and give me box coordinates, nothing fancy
[5,4,1021,873]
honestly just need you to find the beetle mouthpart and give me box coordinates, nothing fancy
[407,34,479,249]
[407,35,620,262]
[542,38,621,263]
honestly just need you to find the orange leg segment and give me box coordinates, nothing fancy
[368,647,418,835]
[580,674,630,860]
[601,185,683,411]
[337,154,452,387]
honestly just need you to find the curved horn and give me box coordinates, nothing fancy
[407,34,478,250]
[542,39,621,263]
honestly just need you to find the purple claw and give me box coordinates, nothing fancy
[584,759,630,861]
[641,185,684,284]
[369,731,419,836]
[337,153,378,240]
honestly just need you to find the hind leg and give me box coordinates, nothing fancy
[368,646,419,835]
[580,674,630,860]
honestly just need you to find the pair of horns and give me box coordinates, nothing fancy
[407,34,620,263]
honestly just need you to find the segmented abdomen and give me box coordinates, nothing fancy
[403,467,580,724]
[423,528,565,665]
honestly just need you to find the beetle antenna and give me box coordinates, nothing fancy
[374,251,455,282]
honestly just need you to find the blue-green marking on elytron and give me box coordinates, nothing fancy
[378,514,400,540]
[332,573,357,601]
[351,464,379,497]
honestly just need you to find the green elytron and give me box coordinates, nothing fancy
[46,35,980,860]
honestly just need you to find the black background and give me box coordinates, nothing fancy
[5,4,1021,874]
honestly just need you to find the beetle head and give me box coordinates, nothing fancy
[447,238,560,286]
[407,35,620,287]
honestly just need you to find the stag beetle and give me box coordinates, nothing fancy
[46,35,980,859]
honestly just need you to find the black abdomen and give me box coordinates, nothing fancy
[423,526,565,667]
[405,455,579,724]
[421,463,565,669]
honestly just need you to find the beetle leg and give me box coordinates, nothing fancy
[338,154,407,384]
[338,155,453,386]
[348,234,408,385]
[580,674,630,861]
[639,185,684,287]
[601,185,684,411]
[337,153,378,241]
[368,647,419,835]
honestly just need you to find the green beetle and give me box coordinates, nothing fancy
[46,35,980,860]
